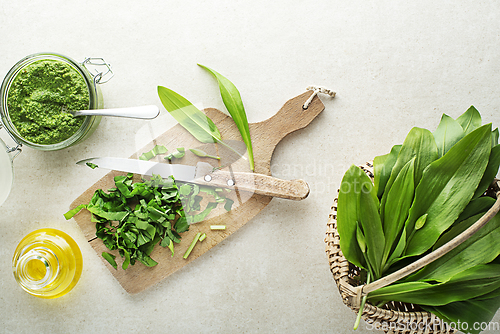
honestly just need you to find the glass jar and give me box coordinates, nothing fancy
[0,138,14,206]
[12,228,83,299]
[0,52,107,151]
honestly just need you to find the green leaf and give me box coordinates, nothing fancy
[198,64,255,171]
[473,144,500,199]
[134,219,150,230]
[358,183,385,279]
[224,198,234,211]
[407,212,500,283]
[86,205,128,222]
[373,145,401,198]
[384,226,407,271]
[158,86,222,143]
[368,264,500,306]
[382,157,415,266]
[337,165,375,270]
[161,237,175,257]
[165,147,185,160]
[102,252,117,269]
[86,162,99,169]
[404,124,492,257]
[137,250,158,267]
[492,128,499,147]
[455,196,497,225]
[380,127,438,215]
[140,144,169,161]
[189,148,220,160]
[121,249,131,270]
[356,222,366,253]
[422,288,500,334]
[433,114,465,157]
[64,204,87,220]
[179,184,192,196]
[187,202,219,224]
[456,105,482,134]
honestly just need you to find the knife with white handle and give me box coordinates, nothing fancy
[76,157,310,200]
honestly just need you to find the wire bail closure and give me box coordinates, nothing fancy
[303,86,336,110]
[81,57,114,85]
[0,122,22,160]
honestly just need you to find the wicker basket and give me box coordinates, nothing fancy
[325,161,500,334]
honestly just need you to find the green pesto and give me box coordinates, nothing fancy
[7,60,89,145]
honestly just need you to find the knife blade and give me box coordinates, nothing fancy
[76,157,309,200]
[76,157,204,182]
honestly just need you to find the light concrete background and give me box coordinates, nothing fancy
[1,1,499,333]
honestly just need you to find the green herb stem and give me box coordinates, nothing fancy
[183,232,202,259]
[354,273,371,330]
[210,225,226,230]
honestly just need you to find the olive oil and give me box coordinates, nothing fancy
[12,228,83,299]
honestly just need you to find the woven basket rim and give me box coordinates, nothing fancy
[325,161,500,334]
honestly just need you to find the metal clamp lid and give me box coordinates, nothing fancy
[81,57,114,85]
[0,121,22,160]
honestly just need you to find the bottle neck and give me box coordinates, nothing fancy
[14,246,60,291]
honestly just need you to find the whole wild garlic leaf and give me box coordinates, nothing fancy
[406,213,500,283]
[492,128,499,147]
[198,64,255,171]
[404,124,492,257]
[158,86,221,143]
[421,290,500,334]
[358,183,385,280]
[381,157,415,266]
[373,144,401,199]
[433,114,465,158]
[456,106,482,134]
[380,127,438,217]
[337,165,372,271]
[368,264,500,306]
[473,144,500,200]
[453,196,497,228]
[157,86,243,159]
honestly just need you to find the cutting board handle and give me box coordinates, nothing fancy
[249,90,325,172]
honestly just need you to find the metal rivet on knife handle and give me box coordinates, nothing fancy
[227,179,235,186]
[204,175,212,182]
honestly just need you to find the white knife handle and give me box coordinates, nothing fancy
[198,170,310,200]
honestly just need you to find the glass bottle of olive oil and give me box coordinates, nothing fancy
[12,228,83,299]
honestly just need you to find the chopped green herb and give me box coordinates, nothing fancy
[165,147,185,160]
[86,162,99,169]
[210,225,226,230]
[199,233,207,242]
[102,252,117,269]
[63,204,87,220]
[65,173,236,269]
[139,145,168,160]
[183,232,202,259]
[65,174,187,269]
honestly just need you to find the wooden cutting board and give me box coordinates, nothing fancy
[69,90,325,294]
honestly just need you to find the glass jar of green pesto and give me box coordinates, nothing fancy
[0,52,111,151]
